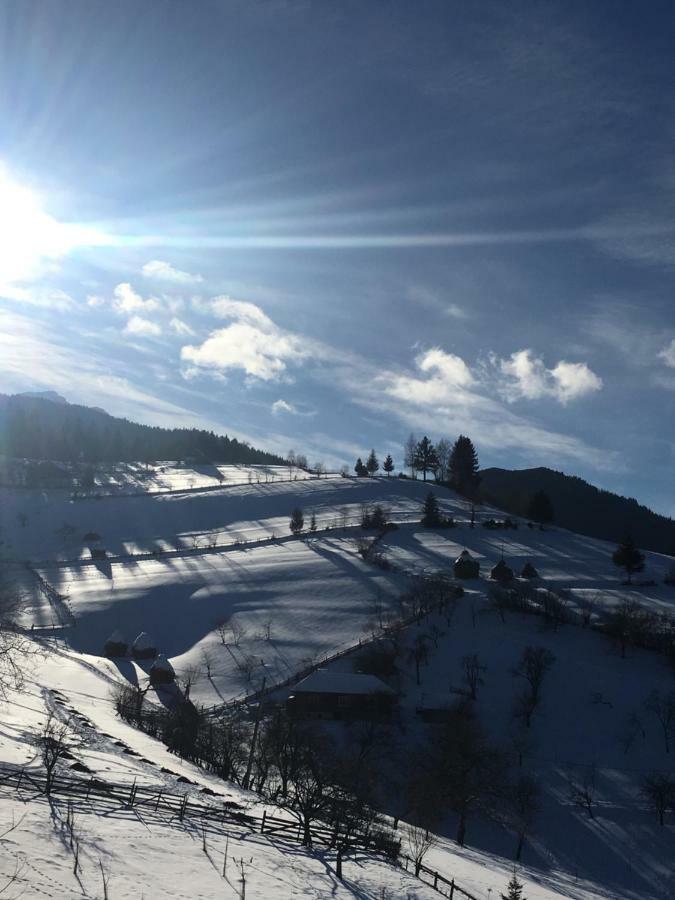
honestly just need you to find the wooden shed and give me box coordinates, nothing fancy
[287,670,396,721]
[490,559,514,583]
[103,629,128,658]
[131,631,158,660]
[149,654,176,687]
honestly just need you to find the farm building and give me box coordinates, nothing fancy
[131,631,158,660]
[149,654,175,687]
[453,549,480,579]
[490,559,514,583]
[103,629,128,657]
[287,669,396,720]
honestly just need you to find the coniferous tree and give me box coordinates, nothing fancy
[413,436,439,482]
[289,508,305,535]
[449,435,480,495]
[526,490,554,529]
[612,534,645,584]
[366,449,379,476]
[383,454,394,477]
[501,871,527,900]
[354,457,368,477]
[421,491,441,527]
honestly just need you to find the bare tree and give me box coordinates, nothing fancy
[644,690,675,753]
[35,714,79,794]
[179,665,202,700]
[0,577,40,701]
[462,653,486,701]
[407,635,430,686]
[511,646,556,729]
[618,711,645,755]
[508,773,540,861]
[217,619,247,648]
[566,764,598,819]
[405,822,436,876]
[642,773,675,826]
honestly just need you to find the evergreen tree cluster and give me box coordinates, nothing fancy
[0,394,286,466]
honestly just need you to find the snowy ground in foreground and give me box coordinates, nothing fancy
[0,644,584,900]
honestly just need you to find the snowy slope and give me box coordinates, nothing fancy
[2,472,675,899]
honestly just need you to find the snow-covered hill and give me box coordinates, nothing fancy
[2,470,674,899]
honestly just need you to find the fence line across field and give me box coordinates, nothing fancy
[0,762,479,900]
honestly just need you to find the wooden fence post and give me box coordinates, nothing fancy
[434,871,438,889]
[449,878,455,899]
[16,769,24,791]
[260,810,267,834]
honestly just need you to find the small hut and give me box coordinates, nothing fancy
[454,550,480,579]
[490,559,514,583]
[131,632,158,660]
[103,629,128,658]
[521,561,539,579]
[149,654,175,687]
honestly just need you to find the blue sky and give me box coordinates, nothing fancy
[0,0,674,515]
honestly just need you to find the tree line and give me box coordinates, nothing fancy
[0,393,285,467]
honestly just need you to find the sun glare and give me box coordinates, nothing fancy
[0,168,104,288]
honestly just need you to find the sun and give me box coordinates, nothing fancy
[0,167,103,289]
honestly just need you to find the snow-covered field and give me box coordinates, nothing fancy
[2,471,675,899]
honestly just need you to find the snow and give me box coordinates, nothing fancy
[2,472,675,899]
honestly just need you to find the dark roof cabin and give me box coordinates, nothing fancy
[490,559,514,583]
[149,654,176,686]
[287,670,396,720]
[131,631,158,660]
[454,550,480,579]
[103,629,128,658]
[521,561,538,579]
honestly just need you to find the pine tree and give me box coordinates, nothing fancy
[354,457,368,477]
[413,436,439,482]
[383,454,394,477]
[449,435,480,495]
[526,490,554,529]
[366,449,379,476]
[421,491,441,527]
[501,871,526,900]
[612,534,645,584]
[289,507,304,535]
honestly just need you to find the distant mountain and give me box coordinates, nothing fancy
[480,467,675,557]
[0,393,285,467]
[17,390,69,405]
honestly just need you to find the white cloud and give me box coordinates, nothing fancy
[169,317,195,337]
[498,349,602,404]
[0,285,75,311]
[272,399,297,415]
[658,339,675,368]
[142,259,203,284]
[86,294,105,308]
[193,295,274,327]
[113,282,160,314]
[182,298,310,382]
[124,315,162,337]
[384,348,474,406]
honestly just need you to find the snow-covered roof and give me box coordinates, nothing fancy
[132,632,156,650]
[151,654,175,674]
[293,669,395,695]
[455,550,475,562]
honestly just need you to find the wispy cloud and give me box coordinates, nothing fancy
[142,259,203,284]
[169,317,195,337]
[658,339,675,368]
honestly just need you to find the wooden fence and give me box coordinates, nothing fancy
[0,762,480,899]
